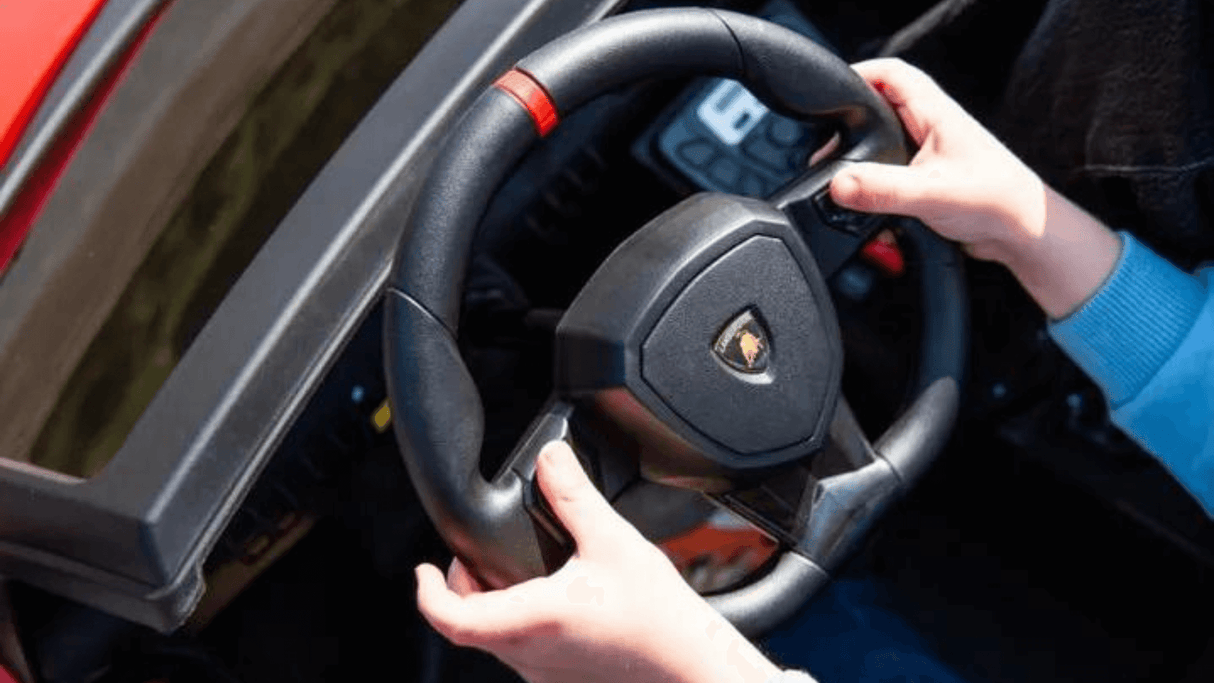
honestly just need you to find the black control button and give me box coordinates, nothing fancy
[709,157,742,188]
[743,135,795,172]
[769,118,803,146]
[813,189,871,234]
[678,139,717,168]
[740,172,768,197]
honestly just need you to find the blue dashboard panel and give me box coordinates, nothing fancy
[651,0,837,198]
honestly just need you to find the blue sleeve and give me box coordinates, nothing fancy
[1049,232,1214,517]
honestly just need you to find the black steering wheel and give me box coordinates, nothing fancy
[385,8,966,637]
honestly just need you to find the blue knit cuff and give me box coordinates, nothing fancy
[1049,232,1207,407]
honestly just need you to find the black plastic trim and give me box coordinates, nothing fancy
[704,552,830,636]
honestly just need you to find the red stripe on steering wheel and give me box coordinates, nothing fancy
[493,69,559,137]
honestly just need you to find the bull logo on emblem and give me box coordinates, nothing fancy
[713,309,770,374]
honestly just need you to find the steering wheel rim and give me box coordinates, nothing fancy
[385,8,965,637]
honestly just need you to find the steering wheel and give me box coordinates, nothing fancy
[385,8,966,637]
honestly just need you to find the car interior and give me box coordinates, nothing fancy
[0,0,1211,681]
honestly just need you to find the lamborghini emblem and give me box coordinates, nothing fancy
[713,309,770,374]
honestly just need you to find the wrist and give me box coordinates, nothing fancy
[670,608,782,683]
[955,164,1049,267]
[990,185,1121,319]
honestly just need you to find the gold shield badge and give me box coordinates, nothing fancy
[713,309,770,374]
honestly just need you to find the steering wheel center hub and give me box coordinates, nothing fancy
[556,194,842,487]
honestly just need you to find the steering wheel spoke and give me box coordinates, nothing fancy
[710,399,894,567]
[791,411,901,572]
[494,398,577,552]
[770,161,886,280]
[701,402,897,634]
[498,397,651,554]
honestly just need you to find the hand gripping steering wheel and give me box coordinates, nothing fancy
[385,8,966,637]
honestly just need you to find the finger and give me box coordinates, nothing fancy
[416,562,464,636]
[417,562,484,646]
[416,563,554,647]
[830,162,937,218]
[535,440,630,549]
[850,58,961,146]
[447,557,484,597]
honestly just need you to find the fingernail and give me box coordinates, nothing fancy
[831,173,857,200]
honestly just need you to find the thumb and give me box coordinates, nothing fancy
[830,162,936,219]
[535,440,630,550]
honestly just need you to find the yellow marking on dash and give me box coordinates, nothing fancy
[372,400,392,433]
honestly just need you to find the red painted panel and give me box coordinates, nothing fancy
[0,0,110,168]
[0,2,164,274]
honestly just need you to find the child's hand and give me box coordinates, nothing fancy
[831,58,1121,319]
[830,58,1045,263]
[415,441,783,683]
